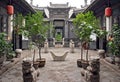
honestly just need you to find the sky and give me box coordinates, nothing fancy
[25,0,91,8]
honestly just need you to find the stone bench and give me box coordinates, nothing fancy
[50,51,68,61]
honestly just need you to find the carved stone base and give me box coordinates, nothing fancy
[86,72,99,82]
[77,59,82,67]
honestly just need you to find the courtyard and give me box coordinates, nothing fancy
[0,0,120,82]
[0,48,120,82]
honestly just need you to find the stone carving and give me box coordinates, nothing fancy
[22,60,38,82]
[69,40,75,53]
[50,51,68,61]
[44,39,49,53]
[81,59,100,82]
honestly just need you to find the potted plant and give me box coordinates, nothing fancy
[73,11,107,69]
[55,32,62,47]
[0,33,14,66]
[6,41,15,60]
[20,11,50,67]
[0,33,7,66]
[55,33,62,42]
[108,24,120,67]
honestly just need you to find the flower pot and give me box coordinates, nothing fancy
[81,60,89,69]
[36,58,46,67]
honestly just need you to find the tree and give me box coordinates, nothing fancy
[21,11,50,63]
[73,11,107,62]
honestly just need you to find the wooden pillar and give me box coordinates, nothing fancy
[64,20,68,38]
[50,20,53,38]
[106,16,112,40]
[8,15,13,41]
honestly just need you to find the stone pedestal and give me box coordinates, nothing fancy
[70,40,75,53]
[44,40,48,53]
[98,49,105,58]
[15,49,22,58]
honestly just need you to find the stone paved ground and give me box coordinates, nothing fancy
[0,48,120,82]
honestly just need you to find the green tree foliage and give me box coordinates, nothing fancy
[73,11,107,61]
[55,33,62,41]
[0,33,14,58]
[108,24,120,56]
[73,11,106,42]
[20,11,50,59]
[13,14,24,35]
[21,11,49,39]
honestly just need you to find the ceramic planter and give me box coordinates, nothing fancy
[36,58,46,67]
[81,60,89,69]
[33,61,39,70]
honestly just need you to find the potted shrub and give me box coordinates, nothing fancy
[55,33,62,42]
[20,11,50,67]
[6,42,15,60]
[55,32,62,47]
[0,33,14,66]
[73,11,107,69]
[0,33,7,66]
[108,24,120,67]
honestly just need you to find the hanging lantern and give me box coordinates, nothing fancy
[105,7,112,17]
[7,5,14,15]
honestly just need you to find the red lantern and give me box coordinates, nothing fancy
[105,7,112,17]
[7,5,14,15]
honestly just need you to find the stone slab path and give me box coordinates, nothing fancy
[0,48,120,82]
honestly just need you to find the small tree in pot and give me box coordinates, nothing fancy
[108,24,120,67]
[73,11,107,69]
[0,33,14,66]
[20,11,50,67]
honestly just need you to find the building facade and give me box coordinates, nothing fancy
[32,2,82,47]
[0,0,35,50]
[84,0,120,50]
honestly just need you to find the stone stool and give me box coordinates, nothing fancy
[15,49,22,58]
[70,40,75,53]
[44,41,48,53]
[98,49,105,58]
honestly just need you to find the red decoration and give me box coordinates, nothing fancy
[7,5,14,15]
[105,7,112,17]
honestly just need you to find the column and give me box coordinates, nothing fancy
[106,16,112,40]
[50,20,53,38]
[8,15,13,41]
[64,20,68,38]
